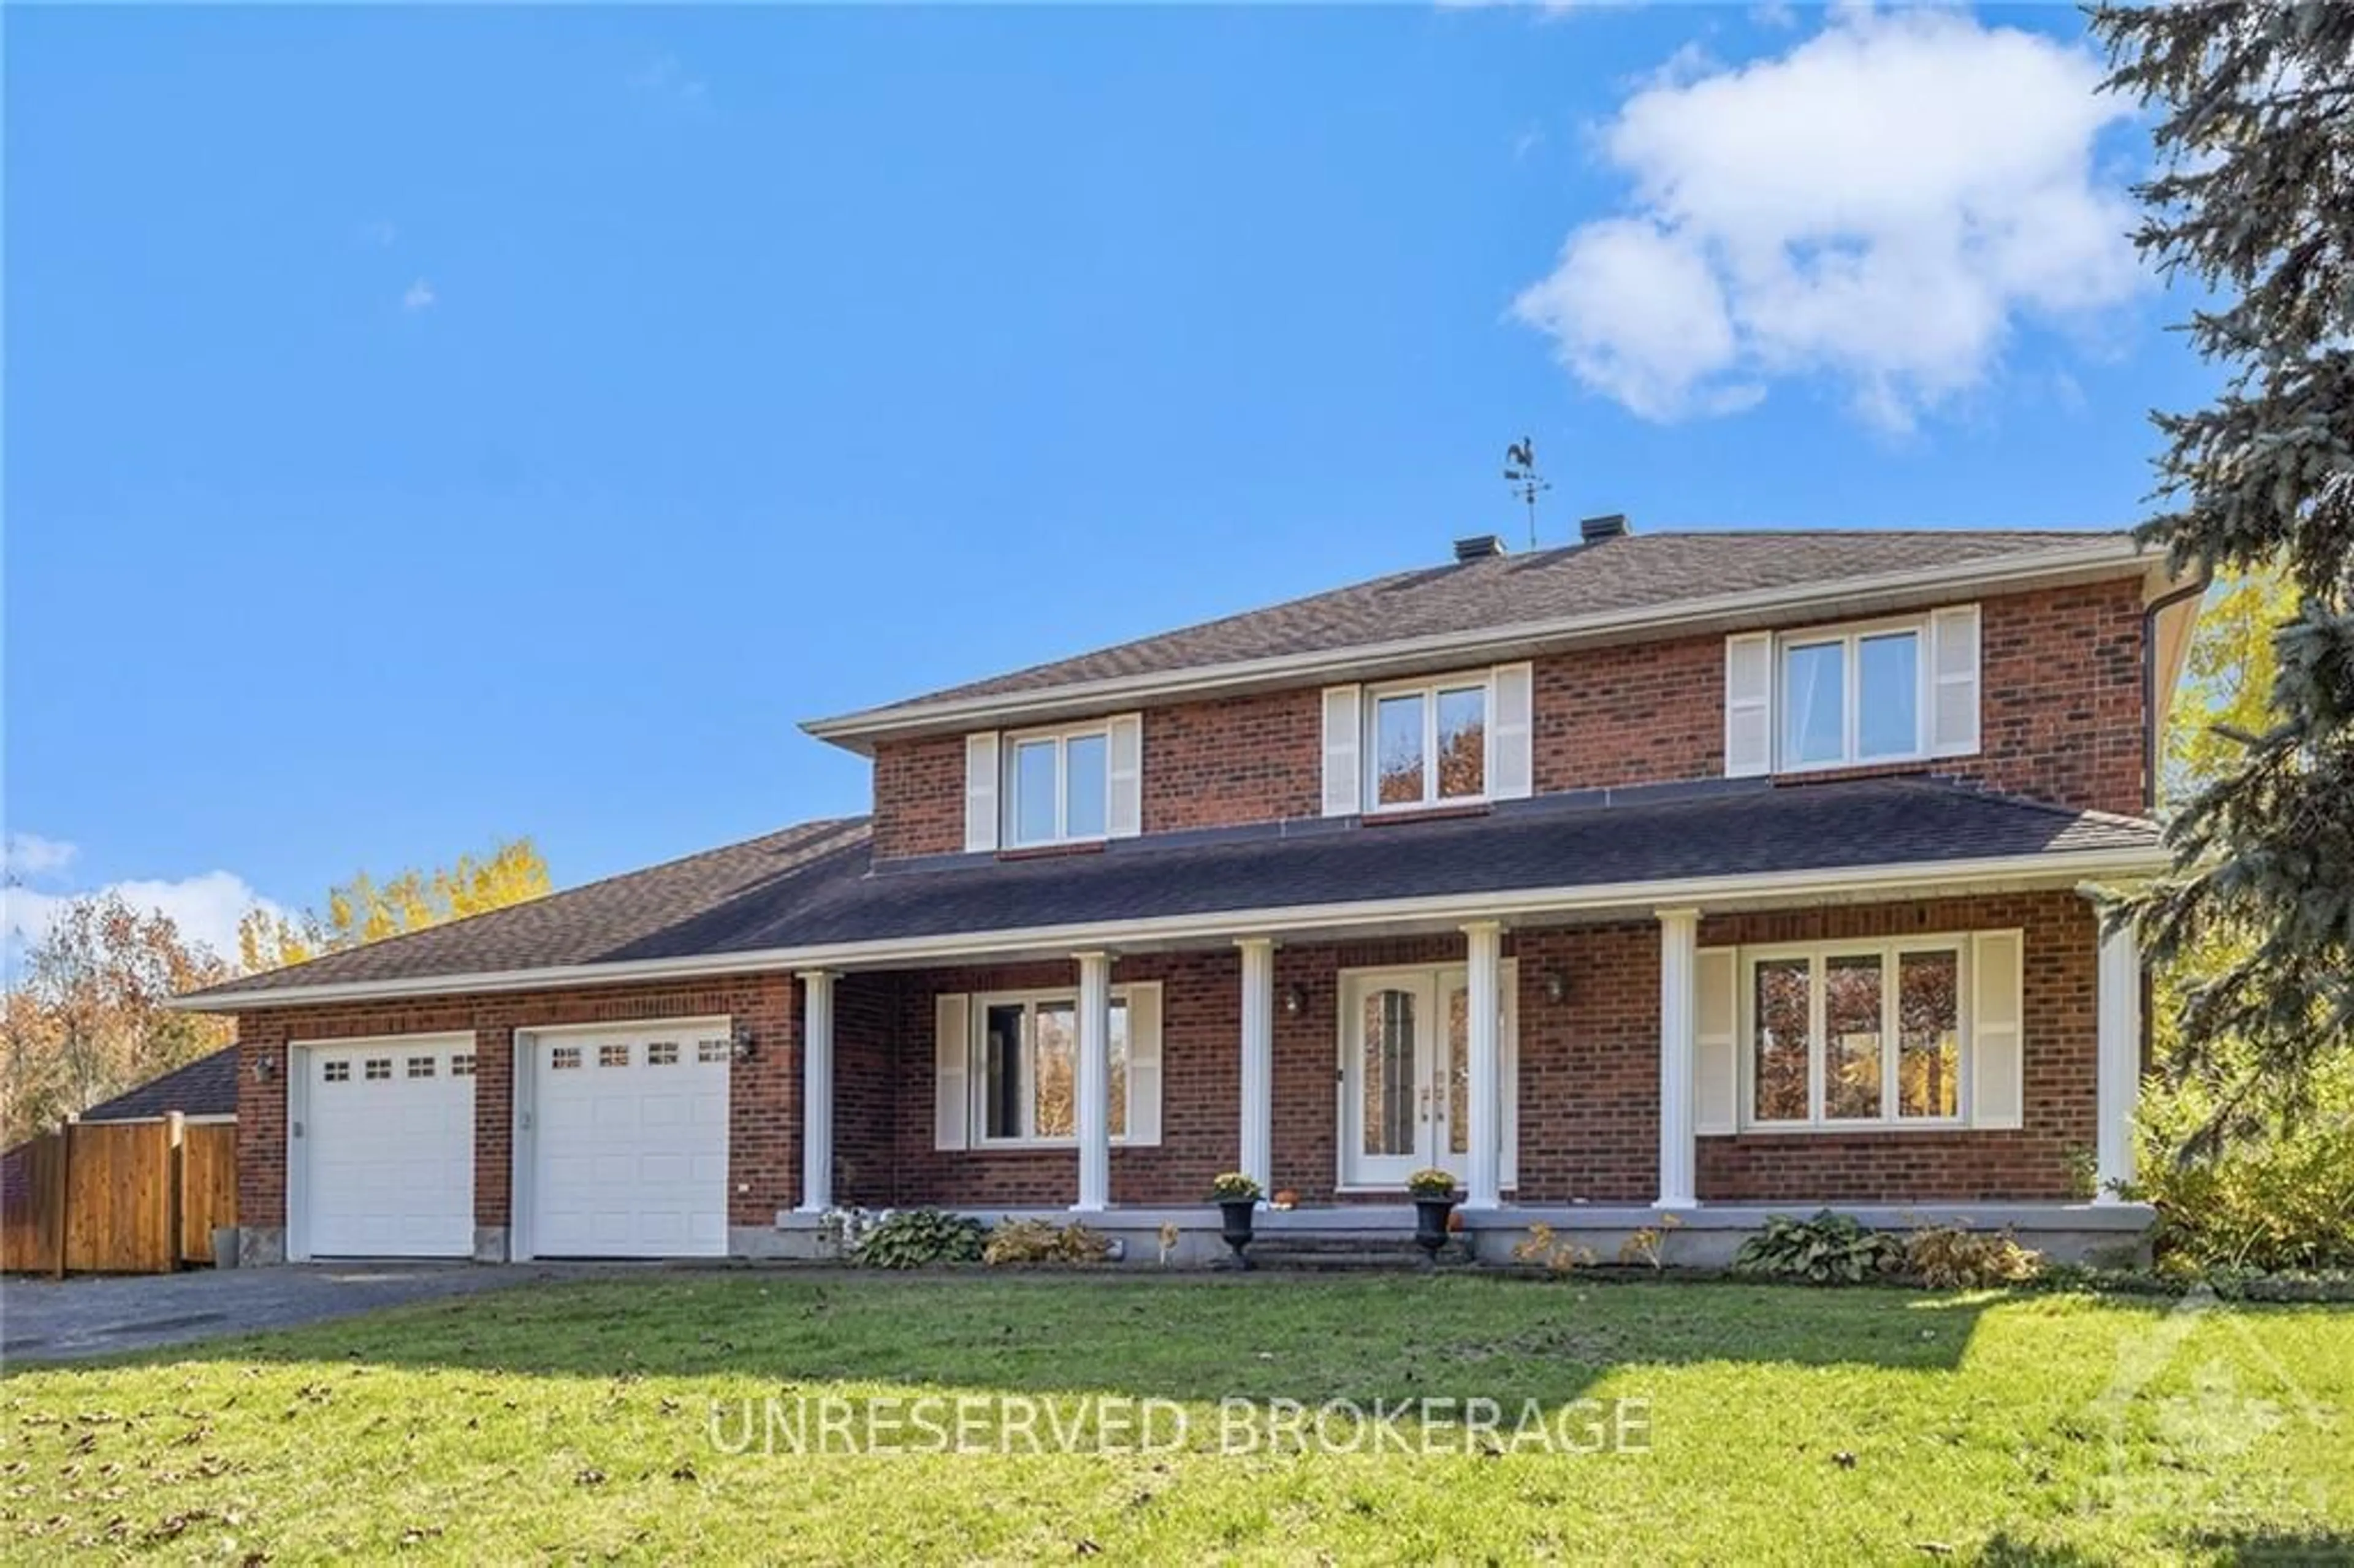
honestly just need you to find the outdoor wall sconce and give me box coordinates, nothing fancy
[251,1053,277,1081]
[1542,970,1569,1005]
[731,1024,758,1063]
[1281,984,1306,1018]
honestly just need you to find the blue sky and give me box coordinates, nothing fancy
[4,4,2209,962]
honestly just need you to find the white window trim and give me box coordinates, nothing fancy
[1736,934,1972,1133]
[1361,671,1493,813]
[1000,721,1114,848]
[969,984,1142,1149]
[1775,613,1930,775]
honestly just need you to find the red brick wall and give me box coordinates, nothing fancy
[870,736,967,862]
[235,974,799,1238]
[867,579,2151,859]
[1140,690,1323,837]
[834,973,898,1206]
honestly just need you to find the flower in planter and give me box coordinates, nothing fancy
[1209,1171,1263,1203]
[1406,1167,1459,1199]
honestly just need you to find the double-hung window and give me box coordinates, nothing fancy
[1779,621,1924,771]
[1746,940,1965,1128]
[974,992,1131,1144]
[1003,725,1110,847]
[1367,677,1489,809]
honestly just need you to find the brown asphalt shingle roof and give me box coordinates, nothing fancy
[185,779,2162,1006]
[183,817,870,1003]
[868,529,2133,710]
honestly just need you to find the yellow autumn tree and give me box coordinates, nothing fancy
[237,837,552,972]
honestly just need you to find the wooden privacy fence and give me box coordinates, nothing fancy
[1,1115,238,1275]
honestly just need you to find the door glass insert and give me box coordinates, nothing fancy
[1360,989,1417,1157]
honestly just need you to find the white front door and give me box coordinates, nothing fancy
[528,1024,730,1259]
[300,1037,476,1259]
[1339,965,1516,1191]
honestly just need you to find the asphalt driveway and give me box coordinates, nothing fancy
[1,1263,581,1364]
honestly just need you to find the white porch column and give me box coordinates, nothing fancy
[1236,938,1276,1196]
[1656,908,1699,1209]
[2095,919,2144,1203]
[1463,920,1504,1211]
[795,970,837,1214]
[1073,951,1114,1212]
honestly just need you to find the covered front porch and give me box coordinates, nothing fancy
[774,873,2155,1264]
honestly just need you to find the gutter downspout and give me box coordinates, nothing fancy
[2143,569,2212,815]
[2138,567,2210,1080]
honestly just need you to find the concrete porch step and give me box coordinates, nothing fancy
[1241,1236,1472,1271]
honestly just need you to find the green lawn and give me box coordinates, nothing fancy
[3,1274,2348,1564]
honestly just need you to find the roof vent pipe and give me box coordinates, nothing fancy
[1453,535,1508,562]
[1580,514,1630,544]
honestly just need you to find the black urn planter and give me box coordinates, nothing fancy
[1218,1197,1258,1269]
[1412,1195,1459,1266]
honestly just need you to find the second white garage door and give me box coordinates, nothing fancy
[530,1023,731,1258]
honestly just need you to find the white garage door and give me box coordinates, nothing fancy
[302,1038,475,1258]
[531,1024,730,1258]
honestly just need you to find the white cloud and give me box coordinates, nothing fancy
[3,868,288,968]
[402,278,438,311]
[1512,9,2142,431]
[3,833,78,878]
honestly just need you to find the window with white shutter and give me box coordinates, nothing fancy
[1321,684,1363,816]
[1723,604,1981,776]
[1929,605,1983,758]
[1724,633,1775,777]
[1488,662,1534,800]
[1969,930,2024,1130]
[963,734,999,854]
[939,984,1165,1149]
[1724,931,2017,1130]
[1694,947,1739,1135]
[934,994,971,1149]
[989,717,1140,849]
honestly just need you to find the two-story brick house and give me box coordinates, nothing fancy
[181,521,2201,1266]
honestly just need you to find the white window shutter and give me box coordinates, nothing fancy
[1694,947,1739,1135]
[1107,713,1143,839]
[963,734,1000,854]
[1122,983,1162,1146]
[1488,663,1534,800]
[1724,633,1775,777]
[1970,930,2024,1130]
[1929,605,1982,758]
[934,993,970,1150]
[1320,684,1363,817]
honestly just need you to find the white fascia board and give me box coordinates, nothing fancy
[803,539,2152,753]
[169,843,2169,1013]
